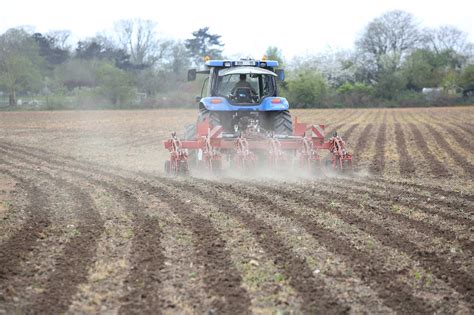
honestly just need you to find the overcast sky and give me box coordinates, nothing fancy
[1,0,473,59]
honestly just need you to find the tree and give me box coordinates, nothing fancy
[76,36,112,59]
[440,69,460,91]
[114,19,169,67]
[0,28,43,105]
[351,51,379,84]
[337,82,375,107]
[356,10,423,80]
[165,41,190,74]
[185,27,224,67]
[32,32,69,68]
[401,49,440,90]
[286,70,327,108]
[96,62,134,106]
[422,26,473,73]
[291,49,356,87]
[46,30,72,51]
[265,46,284,66]
[54,58,100,89]
[75,36,138,71]
[460,65,474,91]
[134,67,161,96]
[400,47,468,91]
[375,70,406,100]
[424,26,472,56]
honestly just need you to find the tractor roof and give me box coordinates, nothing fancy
[205,59,279,68]
[218,66,277,77]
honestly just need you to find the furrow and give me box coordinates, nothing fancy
[138,181,252,314]
[317,180,472,243]
[30,172,104,314]
[370,123,386,175]
[285,182,473,299]
[425,125,474,177]
[0,151,105,314]
[341,123,359,142]
[408,123,450,177]
[158,178,350,314]
[204,180,435,313]
[0,143,169,313]
[393,123,416,176]
[0,168,51,282]
[367,177,474,203]
[116,187,166,314]
[340,178,473,222]
[353,124,373,159]
[445,127,474,153]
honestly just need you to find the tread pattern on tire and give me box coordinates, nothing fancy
[198,109,221,128]
[272,110,293,135]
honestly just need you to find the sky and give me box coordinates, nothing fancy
[1,0,473,59]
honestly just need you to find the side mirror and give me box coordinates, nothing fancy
[195,95,201,102]
[187,69,197,81]
[275,69,285,81]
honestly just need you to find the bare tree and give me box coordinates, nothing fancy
[355,10,423,81]
[424,26,472,55]
[46,30,72,51]
[114,19,168,66]
[167,41,190,74]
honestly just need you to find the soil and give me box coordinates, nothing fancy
[0,107,472,314]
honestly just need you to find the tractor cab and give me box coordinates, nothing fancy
[188,59,285,106]
[214,66,278,105]
[187,58,292,136]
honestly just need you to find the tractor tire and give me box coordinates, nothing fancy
[197,109,222,128]
[271,110,293,135]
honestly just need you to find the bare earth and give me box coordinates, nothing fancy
[0,107,472,314]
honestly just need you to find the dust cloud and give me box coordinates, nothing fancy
[185,152,360,184]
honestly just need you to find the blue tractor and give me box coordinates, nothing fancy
[186,58,293,138]
[163,58,353,175]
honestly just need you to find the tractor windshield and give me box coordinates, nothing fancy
[213,73,277,104]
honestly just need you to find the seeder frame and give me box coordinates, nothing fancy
[163,118,353,175]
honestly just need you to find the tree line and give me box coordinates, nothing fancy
[281,10,474,107]
[0,20,223,109]
[0,10,473,109]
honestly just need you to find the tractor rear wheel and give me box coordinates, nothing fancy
[197,109,222,128]
[271,110,293,135]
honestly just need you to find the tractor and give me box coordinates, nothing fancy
[163,58,352,176]
[185,58,292,138]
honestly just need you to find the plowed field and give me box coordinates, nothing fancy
[0,107,472,314]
